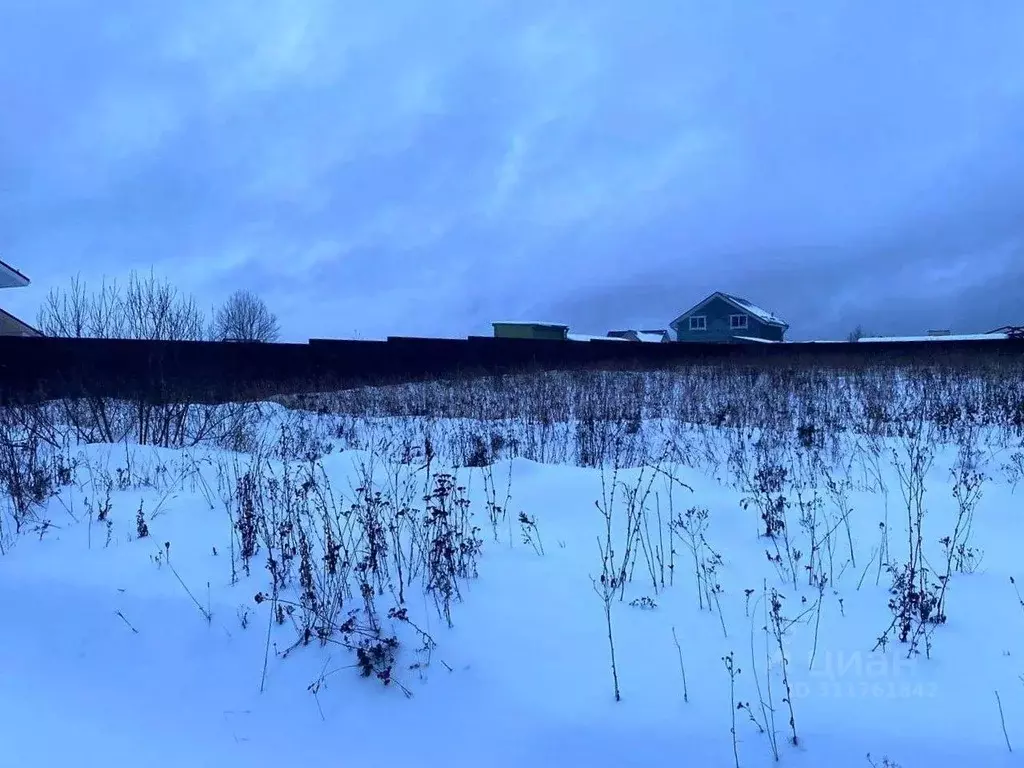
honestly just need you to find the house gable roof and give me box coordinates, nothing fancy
[0,306,41,336]
[669,292,788,329]
[0,257,30,289]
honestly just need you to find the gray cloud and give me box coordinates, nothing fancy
[3,0,1024,341]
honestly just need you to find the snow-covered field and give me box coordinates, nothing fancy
[2,366,1024,767]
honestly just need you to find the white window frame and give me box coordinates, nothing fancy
[729,314,749,330]
[689,316,707,331]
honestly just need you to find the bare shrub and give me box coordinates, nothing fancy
[874,413,944,658]
[208,425,489,694]
[0,405,76,552]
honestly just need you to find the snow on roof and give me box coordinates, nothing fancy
[609,329,667,342]
[733,335,780,343]
[0,257,29,289]
[858,333,1008,342]
[721,293,787,327]
[567,333,628,342]
[988,325,1024,335]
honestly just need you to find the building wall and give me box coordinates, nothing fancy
[672,296,784,342]
[492,323,568,340]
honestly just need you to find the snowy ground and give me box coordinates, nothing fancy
[2,408,1024,767]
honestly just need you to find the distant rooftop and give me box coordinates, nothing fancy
[608,329,669,343]
[492,321,569,328]
[859,332,1008,342]
[567,333,627,342]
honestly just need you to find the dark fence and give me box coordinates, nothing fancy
[2,334,1023,405]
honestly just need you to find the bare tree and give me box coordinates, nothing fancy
[211,289,280,342]
[122,270,205,341]
[37,270,205,340]
[847,325,866,342]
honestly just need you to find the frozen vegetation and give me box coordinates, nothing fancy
[2,361,1024,767]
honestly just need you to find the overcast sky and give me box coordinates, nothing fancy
[3,1,1024,341]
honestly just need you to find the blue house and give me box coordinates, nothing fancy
[669,292,788,343]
